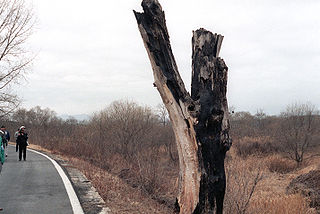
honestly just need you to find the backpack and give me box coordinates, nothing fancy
[0,131,7,146]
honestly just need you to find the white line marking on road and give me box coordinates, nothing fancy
[28,148,84,214]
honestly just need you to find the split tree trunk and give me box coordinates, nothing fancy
[134,1,232,213]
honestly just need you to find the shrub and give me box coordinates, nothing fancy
[267,156,297,174]
[287,170,320,210]
[234,137,278,158]
[224,156,264,214]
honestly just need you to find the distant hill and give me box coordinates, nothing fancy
[59,114,90,121]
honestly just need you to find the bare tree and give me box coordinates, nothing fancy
[156,103,169,126]
[230,111,255,138]
[93,100,157,159]
[279,102,319,164]
[134,1,231,213]
[11,107,28,125]
[0,0,35,115]
[0,92,19,116]
[254,109,267,135]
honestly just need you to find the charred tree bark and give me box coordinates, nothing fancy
[134,1,231,213]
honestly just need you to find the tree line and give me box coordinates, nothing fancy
[0,100,319,208]
[231,102,319,165]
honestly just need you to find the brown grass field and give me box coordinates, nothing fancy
[27,139,320,214]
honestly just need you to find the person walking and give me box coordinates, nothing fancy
[0,129,5,211]
[0,127,7,158]
[0,126,10,157]
[16,126,28,161]
[0,130,5,166]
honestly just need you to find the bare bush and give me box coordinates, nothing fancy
[279,102,319,164]
[234,137,278,158]
[267,155,297,174]
[89,100,157,160]
[224,156,264,214]
[85,100,178,204]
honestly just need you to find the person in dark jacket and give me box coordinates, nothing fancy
[0,130,3,211]
[16,126,28,161]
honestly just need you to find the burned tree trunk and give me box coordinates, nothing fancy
[134,1,231,213]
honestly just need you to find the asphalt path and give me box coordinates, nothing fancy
[0,145,75,214]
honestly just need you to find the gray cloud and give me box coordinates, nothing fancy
[16,0,320,115]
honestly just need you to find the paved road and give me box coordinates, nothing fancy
[0,145,74,214]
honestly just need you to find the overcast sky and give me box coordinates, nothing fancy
[15,0,320,116]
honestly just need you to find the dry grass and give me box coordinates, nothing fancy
[250,194,317,214]
[233,136,278,158]
[224,146,319,214]
[26,139,320,214]
[287,170,320,210]
[25,143,53,154]
[68,157,173,214]
[224,154,264,214]
[266,155,297,174]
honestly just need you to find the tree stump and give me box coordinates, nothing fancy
[134,1,232,213]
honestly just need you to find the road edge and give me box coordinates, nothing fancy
[29,149,85,214]
[27,148,111,214]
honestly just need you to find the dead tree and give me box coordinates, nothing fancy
[134,0,232,213]
[0,0,36,116]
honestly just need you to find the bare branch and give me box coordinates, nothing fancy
[0,0,35,115]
